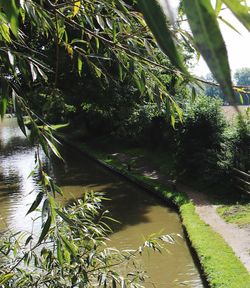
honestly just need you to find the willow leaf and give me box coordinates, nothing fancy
[138,0,187,74]
[222,0,250,31]
[215,0,222,15]
[43,135,63,159]
[0,98,7,120]
[96,15,105,30]
[0,0,19,37]
[61,235,78,257]
[218,16,241,34]
[0,274,15,285]
[73,1,81,17]
[183,0,235,104]
[38,215,51,244]
[26,192,44,215]
[57,240,64,266]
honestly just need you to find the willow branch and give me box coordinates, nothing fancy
[54,11,250,92]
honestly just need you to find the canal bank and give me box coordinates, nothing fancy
[60,136,250,288]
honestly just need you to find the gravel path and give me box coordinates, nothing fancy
[178,184,250,273]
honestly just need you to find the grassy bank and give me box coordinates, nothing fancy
[62,137,250,287]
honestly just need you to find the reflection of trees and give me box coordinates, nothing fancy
[0,136,30,154]
[0,170,22,231]
[0,118,38,231]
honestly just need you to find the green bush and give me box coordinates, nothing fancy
[229,111,250,171]
[114,102,159,141]
[176,95,227,180]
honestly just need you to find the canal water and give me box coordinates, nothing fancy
[0,118,204,287]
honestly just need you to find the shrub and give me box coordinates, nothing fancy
[114,102,158,142]
[176,95,227,181]
[230,111,250,171]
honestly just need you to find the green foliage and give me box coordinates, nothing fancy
[222,0,250,31]
[234,68,250,104]
[229,112,250,171]
[234,67,250,86]
[114,102,158,141]
[138,0,186,73]
[26,87,76,123]
[0,1,250,286]
[176,95,227,180]
[183,0,235,104]
[203,71,250,105]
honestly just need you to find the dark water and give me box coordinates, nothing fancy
[0,118,204,287]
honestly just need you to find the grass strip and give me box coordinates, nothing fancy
[66,140,250,287]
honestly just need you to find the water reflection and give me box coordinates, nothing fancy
[0,118,41,233]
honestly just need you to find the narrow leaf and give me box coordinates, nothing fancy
[78,57,83,76]
[173,102,183,122]
[38,215,51,244]
[26,192,44,215]
[0,98,7,120]
[25,235,33,246]
[8,51,14,66]
[56,209,75,226]
[57,240,64,265]
[0,273,15,285]
[0,0,19,37]
[218,16,241,34]
[215,0,222,15]
[43,135,63,159]
[138,0,187,74]
[192,87,197,102]
[73,1,80,17]
[30,62,37,81]
[96,15,105,30]
[239,93,243,104]
[61,235,78,257]
[183,0,235,104]
[222,0,250,31]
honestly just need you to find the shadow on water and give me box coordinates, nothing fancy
[51,146,177,232]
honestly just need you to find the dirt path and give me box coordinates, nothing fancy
[178,184,250,273]
[113,152,250,273]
